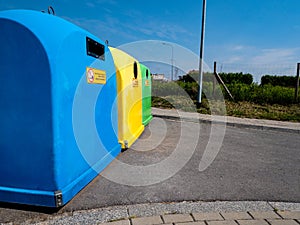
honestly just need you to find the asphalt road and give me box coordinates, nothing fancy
[0,117,299,224]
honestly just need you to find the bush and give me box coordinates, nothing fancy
[227,83,295,105]
[176,81,199,100]
[179,72,253,85]
[178,72,214,83]
[219,72,253,85]
[152,80,182,97]
[261,75,297,87]
[153,80,296,106]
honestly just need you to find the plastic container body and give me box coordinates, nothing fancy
[140,64,153,126]
[109,47,144,149]
[0,10,121,207]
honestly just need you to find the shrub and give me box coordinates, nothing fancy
[180,72,253,85]
[152,80,182,97]
[261,75,297,87]
[226,83,295,105]
[153,80,295,106]
[219,72,253,85]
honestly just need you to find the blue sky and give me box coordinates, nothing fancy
[1,0,299,79]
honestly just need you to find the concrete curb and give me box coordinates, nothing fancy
[152,108,300,134]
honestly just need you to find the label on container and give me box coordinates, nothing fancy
[86,67,106,84]
[145,80,150,86]
[132,78,139,87]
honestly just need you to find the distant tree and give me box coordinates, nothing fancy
[179,71,253,85]
[261,75,296,87]
[219,72,253,85]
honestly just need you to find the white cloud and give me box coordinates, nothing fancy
[122,20,190,41]
[119,40,210,75]
[224,56,243,63]
[213,44,299,65]
[64,12,191,45]
[62,16,138,42]
[232,45,246,51]
[250,48,299,64]
[209,45,299,82]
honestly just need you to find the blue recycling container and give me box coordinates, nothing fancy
[0,10,121,207]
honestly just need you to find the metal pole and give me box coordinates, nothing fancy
[198,0,207,103]
[295,63,300,102]
[171,46,174,81]
[162,42,174,81]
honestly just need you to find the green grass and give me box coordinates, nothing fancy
[225,101,300,122]
[152,98,300,122]
[151,80,300,122]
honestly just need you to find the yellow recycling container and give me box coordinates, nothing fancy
[109,47,144,149]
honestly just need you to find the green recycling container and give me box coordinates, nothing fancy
[140,63,152,126]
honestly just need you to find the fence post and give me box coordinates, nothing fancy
[214,63,234,101]
[295,63,300,103]
[213,61,217,96]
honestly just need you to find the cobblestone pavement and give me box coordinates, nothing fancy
[3,201,298,225]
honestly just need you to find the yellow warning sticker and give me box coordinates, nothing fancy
[86,67,106,84]
[132,78,139,87]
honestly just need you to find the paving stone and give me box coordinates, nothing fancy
[162,214,193,223]
[277,211,300,219]
[193,212,224,221]
[101,219,130,225]
[249,211,281,219]
[221,212,252,220]
[127,201,273,218]
[267,219,299,225]
[128,203,184,218]
[131,216,163,225]
[206,221,238,225]
[237,220,269,225]
[174,222,206,225]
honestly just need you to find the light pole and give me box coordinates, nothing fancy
[162,42,174,81]
[198,0,207,103]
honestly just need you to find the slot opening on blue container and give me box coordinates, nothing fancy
[86,37,105,61]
